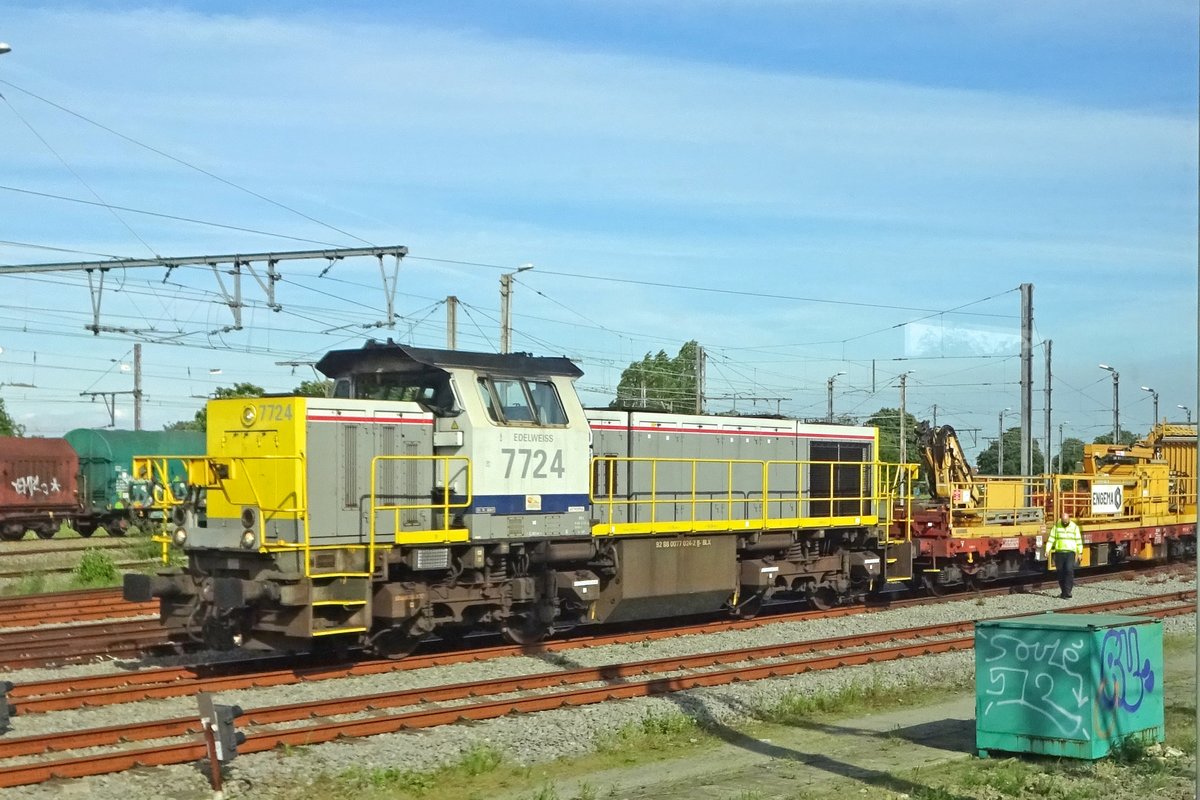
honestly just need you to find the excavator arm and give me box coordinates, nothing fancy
[916,421,978,504]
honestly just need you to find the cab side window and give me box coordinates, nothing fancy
[528,380,567,425]
[493,378,534,422]
[477,376,569,427]
[477,378,499,422]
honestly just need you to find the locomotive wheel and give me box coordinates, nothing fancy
[809,588,837,611]
[370,627,420,660]
[733,593,764,619]
[502,613,551,645]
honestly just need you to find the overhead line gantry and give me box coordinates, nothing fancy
[0,245,408,335]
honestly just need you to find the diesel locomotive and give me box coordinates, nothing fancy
[126,341,913,655]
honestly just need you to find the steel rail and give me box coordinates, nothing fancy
[0,587,124,611]
[9,585,1195,715]
[13,596,1193,758]
[0,598,1190,788]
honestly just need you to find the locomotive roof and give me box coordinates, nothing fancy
[316,340,584,380]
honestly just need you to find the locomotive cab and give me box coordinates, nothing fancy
[320,341,593,543]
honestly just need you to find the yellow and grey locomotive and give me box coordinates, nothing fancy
[126,341,911,655]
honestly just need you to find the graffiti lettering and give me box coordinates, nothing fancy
[1099,627,1155,713]
[980,632,1090,739]
[11,475,62,497]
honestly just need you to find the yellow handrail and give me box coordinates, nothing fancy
[370,455,472,545]
[589,456,887,535]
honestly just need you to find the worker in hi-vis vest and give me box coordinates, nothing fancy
[1045,509,1083,599]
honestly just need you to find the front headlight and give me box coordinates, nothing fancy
[240,529,257,550]
[172,528,188,547]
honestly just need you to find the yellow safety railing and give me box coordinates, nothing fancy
[1054,471,1192,527]
[879,461,919,535]
[589,456,886,535]
[133,454,215,565]
[134,453,320,567]
[942,475,1050,529]
[369,455,472,545]
[877,462,919,581]
[932,469,1199,534]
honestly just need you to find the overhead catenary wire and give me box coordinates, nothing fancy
[0,186,346,250]
[405,254,1018,319]
[0,93,160,260]
[0,77,374,248]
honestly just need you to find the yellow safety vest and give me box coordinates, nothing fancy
[1046,520,1083,555]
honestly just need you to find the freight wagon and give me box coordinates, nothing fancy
[64,428,205,536]
[0,437,80,540]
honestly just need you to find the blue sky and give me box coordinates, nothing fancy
[0,1,1195,461]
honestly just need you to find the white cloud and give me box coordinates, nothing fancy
[0,5,1193,435]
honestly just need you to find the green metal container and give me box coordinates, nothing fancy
[976,612,1163,759]
[64,429,204,517]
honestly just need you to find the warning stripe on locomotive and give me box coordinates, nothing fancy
[306,414,433,425]
[588,422,874,440]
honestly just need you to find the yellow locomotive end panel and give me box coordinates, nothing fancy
[205,397,309,537]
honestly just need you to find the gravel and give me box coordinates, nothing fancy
[1,572,1194,800]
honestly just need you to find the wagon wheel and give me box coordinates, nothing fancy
[502,612,552,645]
[108,518,130,538]
[0,525,25,542]
[809,588,837,611]
[34,523,57,540]
[369,627,421,660]
[75,522,97,538]
[733,592,765,619]
[922,573,946,597]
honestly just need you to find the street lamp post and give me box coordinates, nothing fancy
[997,407,1012,476]
[898,371,914,466]
[1098,364,1120,444]
[1140,386,1159,430]
[1057,420,1070,473]
[499,263,533,354]
[1178,404,1192,424]
[826,371,846,423]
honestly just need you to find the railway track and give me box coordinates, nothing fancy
[0,588,157,630]
[9,584,1194,715]
[0,560,156,581]
[0,590,1190,789]
[0,562,1186,673]
[0,618,169,671]
[0,539,138,557]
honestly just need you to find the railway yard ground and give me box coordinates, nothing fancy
[0,568,1193,800]
[0,527,163,594]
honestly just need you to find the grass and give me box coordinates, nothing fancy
[337,743,505,796]
[0,571,48,596]
[596,710,704,756]
[71,548,120,587]
[751,673,970,726]
[278,633,1199,800]
[515,784,607,800]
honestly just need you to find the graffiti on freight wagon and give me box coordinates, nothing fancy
[11,475,63,497]
[980,632,1091,739]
